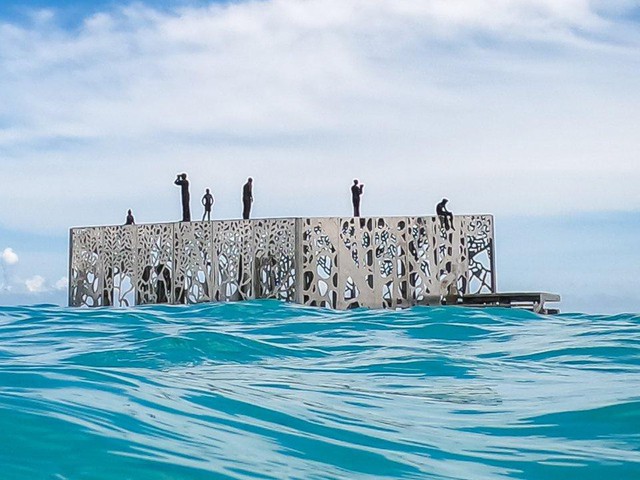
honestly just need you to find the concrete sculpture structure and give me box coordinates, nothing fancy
[69,215,495,309]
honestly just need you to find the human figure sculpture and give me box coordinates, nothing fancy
[242,177,253,220]
[201,188,214,221]
[351,179,364,217]
[125,209,135,225]
[174,173,191,222]
[436,198,454,230]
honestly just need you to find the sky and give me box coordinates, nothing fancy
[0,0,639,313]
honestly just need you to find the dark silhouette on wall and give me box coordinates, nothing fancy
[174,173,191,222]
[137,266,153,304]
[136,264,172,304]
[351,179,364,217]
[125,209,135,225]
[202,188,214,221]
[156,264,172,303]
[436,198,454,230]
[242,177,253,220]
[103,266,113,306]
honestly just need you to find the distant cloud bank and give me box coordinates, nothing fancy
[1,0,638,234]
[0,245,68,296]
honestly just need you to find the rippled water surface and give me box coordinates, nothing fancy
[0,301,639,479]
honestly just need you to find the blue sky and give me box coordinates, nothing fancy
[0,0,639,313]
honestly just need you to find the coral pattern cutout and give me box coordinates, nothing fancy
[103,226,136,307]
[298,218,339,308]
[211,220,254,301]
[254,219,296,301]
[136,223,174,304]
[69,227,103,307]
[174,222,213,304]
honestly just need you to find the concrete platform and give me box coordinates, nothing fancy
[459,292,561,314]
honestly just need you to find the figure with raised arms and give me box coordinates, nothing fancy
[174,173,191,222]
[351,179,364,217]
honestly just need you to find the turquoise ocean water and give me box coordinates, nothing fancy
[0,301,638,479]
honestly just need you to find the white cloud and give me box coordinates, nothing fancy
[54,276,68,291]
[25,275,47,293]
[23,274,68,293]
[0,247,19,290]
[1,248,19,266]
[0,0,638,234]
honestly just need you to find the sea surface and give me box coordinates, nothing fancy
[0,301,638,480]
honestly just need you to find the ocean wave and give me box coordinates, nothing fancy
[0,301,638,479]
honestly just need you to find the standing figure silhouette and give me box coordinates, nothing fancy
[242,178,253,219]
[174,173,191,222]
[436,198,454,230]
[201,188,214,221]
[351,179,364,217]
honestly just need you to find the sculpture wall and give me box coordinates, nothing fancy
[69,216,494,309]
